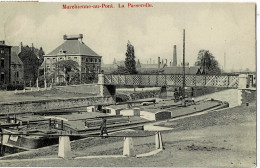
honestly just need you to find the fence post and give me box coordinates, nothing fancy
[155,132,164,150]
[164,75,167,86]
[227,75,230,88]
[204,75,207,87]
[123,137,135,157]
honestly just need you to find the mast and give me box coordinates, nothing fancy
[182,29,186,96]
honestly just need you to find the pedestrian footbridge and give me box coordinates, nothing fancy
[102,74,239,88]
[98,73,255,97]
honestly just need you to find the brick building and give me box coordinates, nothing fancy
[0,41,11,86]
[43,34,102,83]
[10,46,24,84]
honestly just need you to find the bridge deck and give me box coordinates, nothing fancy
[104,74,239,88]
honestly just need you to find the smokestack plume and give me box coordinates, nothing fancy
[173,45,177,66]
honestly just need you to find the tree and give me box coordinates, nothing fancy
[113,58,117,65]
[136,59,141,68]
[38,47,45,66]
[125,41,137,74]
[18,46,40,85]
[112,65,130,74]
[195,50,221,74]
[54,60,79,84]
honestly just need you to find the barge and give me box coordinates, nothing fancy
[0,98,228,152]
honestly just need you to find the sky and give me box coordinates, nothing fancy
[0,2,256,72]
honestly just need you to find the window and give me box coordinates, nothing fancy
[99,59,101,62]
[74,57,77,60]
[1,59,4,68]
[47,58,50,59]
[53,58,56,60]
[0,50,4,54]
[91,58,93,62]
[1,73,4,82]
[16,72,19,78]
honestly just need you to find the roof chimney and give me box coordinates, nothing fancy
[63,35,67,40]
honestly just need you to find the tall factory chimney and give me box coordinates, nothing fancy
[173,45,177,66]
[158,57,161,69]
[224,52,226,72]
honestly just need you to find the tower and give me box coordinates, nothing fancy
[172,45,177,66]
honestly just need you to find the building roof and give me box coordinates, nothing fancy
[0,40,11,47]
[140,64,158,69]
[46,39,100,56]
[11,46,23,65]
[162,66,201,75]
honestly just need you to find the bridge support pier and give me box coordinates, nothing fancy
[237,74,256,106]
[58,136,72,159]
[98,73,116,97]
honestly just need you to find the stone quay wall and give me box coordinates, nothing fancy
[0,96,114,115]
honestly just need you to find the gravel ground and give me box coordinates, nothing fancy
[0,101,256,167]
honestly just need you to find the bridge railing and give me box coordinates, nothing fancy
[103,74,239,88]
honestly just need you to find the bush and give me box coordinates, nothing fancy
[6,84,24,91]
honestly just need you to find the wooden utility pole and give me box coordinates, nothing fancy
[182,29,186,97]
